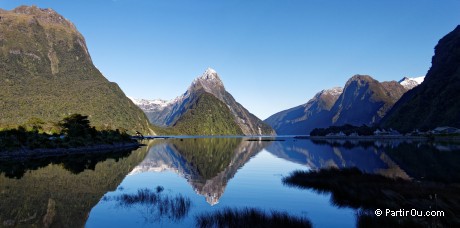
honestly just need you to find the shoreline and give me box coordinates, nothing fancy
[306,135,460,141]
[307,135,427,140]
[0,142,141,161]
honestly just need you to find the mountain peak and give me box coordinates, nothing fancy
[205,67,217,75]
[349,74,374,82]
[398,76,425,89]
[197,67,221,81]
[321,87,343,97]
[192,68,224,91]
[11,5,76,29]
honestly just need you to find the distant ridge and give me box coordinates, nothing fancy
[264,87,343,135]
[265,75,408,135]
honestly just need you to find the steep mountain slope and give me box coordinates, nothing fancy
[133,68,274,135]
[330,75,408,126]
[171,93,243,135]
[382,25,460,132]
[264,87,343,135]
[0,6,153,134]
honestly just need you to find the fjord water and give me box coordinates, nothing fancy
[1,138,459,227]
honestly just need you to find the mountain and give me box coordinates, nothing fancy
[265,74,408,135]
[129,98,174,127]
[0,6,154,134]
[398,76,425,90]
[132,68,275,135]
[264,87,343,135]
[330,75,408,126]
[382,25,460,132]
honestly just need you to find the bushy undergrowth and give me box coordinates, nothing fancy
[0,114,134,152]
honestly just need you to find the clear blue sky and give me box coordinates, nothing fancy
[2,1,460,119]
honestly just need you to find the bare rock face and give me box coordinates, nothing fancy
[0,5,154,134]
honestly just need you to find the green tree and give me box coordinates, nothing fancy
[59,114,92,138]
[25,117,45,132]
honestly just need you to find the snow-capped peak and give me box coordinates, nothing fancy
[128,97,172,111]
[323,87,343,97]
[205,67,217,75]
[191,68,225,91]
[411,76,425,84]
[198,67,220,81]
[399,76,425,90]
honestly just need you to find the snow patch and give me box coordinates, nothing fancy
[399,76,425,89]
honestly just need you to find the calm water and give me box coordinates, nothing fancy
[1,137,459,227]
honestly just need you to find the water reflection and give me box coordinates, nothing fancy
[280,139,460,227]
[309,139,460,182]
[0,141,152,227]
[0,149,133,179]
[130,138,270,205]
[102,187,192,223]
[265,138,410,179]
[283,167,460,227]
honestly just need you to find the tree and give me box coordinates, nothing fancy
[25,117,45,132]
[59,114,92,138]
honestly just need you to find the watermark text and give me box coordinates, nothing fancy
[374,209,444,217]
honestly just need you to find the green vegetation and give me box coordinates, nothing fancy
[0,6,153,135]
[310,124,378,136]
[169,93,244,135]
[196,207,312,228]
[283,168,460,227]
[0,114,134,152]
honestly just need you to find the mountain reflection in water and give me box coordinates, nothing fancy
[265,138,411,179]
[3,137,460,227]
[130,138,270,205]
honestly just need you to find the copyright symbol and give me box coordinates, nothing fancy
[375,209,382,216]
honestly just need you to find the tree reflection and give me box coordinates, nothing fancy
[0,149,132,179]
